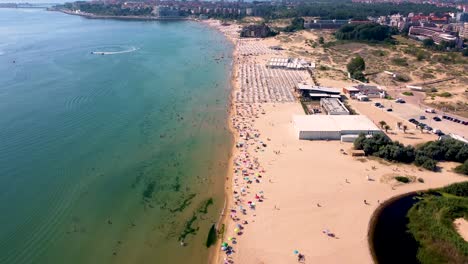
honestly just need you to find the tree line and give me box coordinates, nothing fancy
[354,134,468,173]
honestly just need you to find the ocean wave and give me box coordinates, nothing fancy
[90,46,138,55]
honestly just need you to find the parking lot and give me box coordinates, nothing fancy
[365,98,468,138]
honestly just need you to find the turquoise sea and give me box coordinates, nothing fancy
[0,8,233,264]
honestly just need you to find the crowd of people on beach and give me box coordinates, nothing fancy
[222,102,268,264]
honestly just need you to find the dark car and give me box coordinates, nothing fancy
[442,115,448,119]
[408,118,416,123]
[433,117,441,121]
[462,121,468,125]
[374,102,381,107]
[454,119,461,123]
[387,108,393,112]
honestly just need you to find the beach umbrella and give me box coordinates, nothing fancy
[234,228,239,232]
[294,250,299,255]
[228,237,233,241]
[222,242,228,247]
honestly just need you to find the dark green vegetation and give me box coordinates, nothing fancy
[423,37,458,52]
[391,57,408,66]
[283,17,304,32]
[402,92,414,96]
[63,2,154,16]
[170,193,196,213]
[250,2,456,20]
[354,134,468,172]
[395,176,410,183]
[178,198,215,241]
[407,182,468,263]
[347,55,367,82]
[455,160,468,175]
[206,224,217,248]
[335,23,395,42]
[143,180,156,200]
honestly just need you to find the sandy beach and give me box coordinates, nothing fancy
[204,20,467,264]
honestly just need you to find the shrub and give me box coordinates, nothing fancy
[437,92,452,98]
[391,57,408,66]
[462,49,468,57]
[442,181,468,197]
[318,65,329,71]
[402,91,414,96]
[417,178,424,183]
[395,176,410,183]
[454,160,468,175]
[395,74,411,82]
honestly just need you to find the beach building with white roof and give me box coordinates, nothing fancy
[293,115,382,140]
[320,98,349,115]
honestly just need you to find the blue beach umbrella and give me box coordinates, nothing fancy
[294,250,299,255]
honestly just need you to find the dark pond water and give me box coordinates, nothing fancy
[371,194,420,264]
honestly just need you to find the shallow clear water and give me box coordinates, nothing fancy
[0,8,233,264]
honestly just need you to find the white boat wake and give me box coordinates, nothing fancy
[91,47,138,55]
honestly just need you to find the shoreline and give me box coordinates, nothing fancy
[203,19,240,264]
[52,9,191,21]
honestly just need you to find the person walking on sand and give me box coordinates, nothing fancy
[298,253,305,263]
[364,200,368,205]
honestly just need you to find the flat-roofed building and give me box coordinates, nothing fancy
[293,115,381,140]
[296,83,341,99]
[320,98,349,115]
[345,84,386,98]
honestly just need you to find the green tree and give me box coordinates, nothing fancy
[378,120,387,128]
[347,55,366,74]
[422,38,435,47]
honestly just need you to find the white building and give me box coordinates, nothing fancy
[320,98,349,115]
[293,115,382,140]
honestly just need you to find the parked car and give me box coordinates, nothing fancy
[419,116,426,120]
[462,121,467,125]
[442,115,448,119]
[374,102,381,107]
[454,119,461,123]
[408,118,416,123]
[425,108,436,113]
[387,108,393,112]
[433,116,441,121]
[395,98,405,103]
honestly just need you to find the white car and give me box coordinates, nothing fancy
[425,108,436,113]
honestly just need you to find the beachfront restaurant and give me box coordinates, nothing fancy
[296,83,341,100]
[293,115,382,141]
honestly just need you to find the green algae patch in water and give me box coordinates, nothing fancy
[142,180,156,200]
[170,193,197,213]
[179,214,199,241]
[198,198,214,214]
